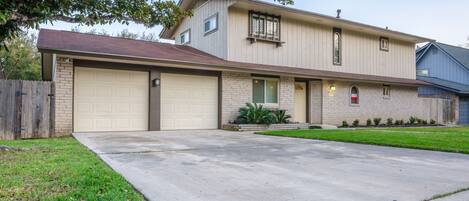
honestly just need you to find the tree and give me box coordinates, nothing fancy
[0,0,191,47]
[71,27,159,42]
[0,32,41,80]
[274,0,295,5]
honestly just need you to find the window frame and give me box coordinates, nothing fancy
[349,85,359,106]
[204,13,219,36]
[248,11,281,42]
[380,37,389,52]
[180,29,191,45]
[333,27,342,66]
[252,77,280,105]
[383,85,391,99]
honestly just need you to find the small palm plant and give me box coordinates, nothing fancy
[272,110,292,124]
[236,103,273,124]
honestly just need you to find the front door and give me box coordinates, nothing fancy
[294,82,307,123]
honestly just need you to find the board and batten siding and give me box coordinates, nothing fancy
[417,46,469,84]
[173,0,235,59]
[227,7,417,79]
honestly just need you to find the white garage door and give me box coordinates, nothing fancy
[74,67,149,132]
[161,73,218,130]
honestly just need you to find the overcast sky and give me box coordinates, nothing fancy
[40,0,469,46]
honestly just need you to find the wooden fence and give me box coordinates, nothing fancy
[0,80,55,140]
[421,97,456,124]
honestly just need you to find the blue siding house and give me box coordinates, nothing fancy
[416,42,469,124]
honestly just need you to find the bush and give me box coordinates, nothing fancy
[366,119,372,127]
[395,119,404,126]
[416,118,423,125]
[341,121,349,128]
[430,119,436,125]
[422,120,428,125]
[271,109,292,124]
[373,118,382,126]
[409,116,417,125]
[352,119,360,127]
[386,118,393,126]
[236,103,273,124]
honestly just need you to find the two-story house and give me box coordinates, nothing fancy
[416,42,469,124]
[37,0,432,134]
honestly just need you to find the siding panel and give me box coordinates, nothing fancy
[227,7,416,79]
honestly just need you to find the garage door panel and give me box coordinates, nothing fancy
[74,67,149,132]
[161,73,218,130]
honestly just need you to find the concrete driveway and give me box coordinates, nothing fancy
[74,130,469,201]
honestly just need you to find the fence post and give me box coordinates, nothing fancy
[49,82,56,137]
[14,81,23,139]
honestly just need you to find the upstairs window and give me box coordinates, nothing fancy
[180,29,190,44]
[333,28,342,65]
[350,86,359,105]
[417,69,429,76]
[204,13,218,35]
[380,37,389,51]
[253,78,279,104]
[383,85,391,98]
[249,11,281,42]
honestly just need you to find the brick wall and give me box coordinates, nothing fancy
[54,56,73,135]
[221,72,296,124]
[221,72,252,124]
[321,80,428,125]
[279,76,295,116]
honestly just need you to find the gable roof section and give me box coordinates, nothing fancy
[161,0,433,43]
[37,29,426,86]
[417,42,469,71]
[418,76,469,95]
[434,42,469,70]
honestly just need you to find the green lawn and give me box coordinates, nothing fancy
[0,137,143,201]
[259,127,469,154]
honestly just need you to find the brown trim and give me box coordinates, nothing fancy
[39,49,428,86]
[251,73,280,78]
[72,62,76,133]
[218,75,222,129]
[149,70,161,131]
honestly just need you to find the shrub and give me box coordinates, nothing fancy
[386,118,393,126]
[352,119,360,127]
[373,118,382,126]
[366,119,372,127]
[409,116,417,125]
[395,119,404,126]
[236,103,273,124]
[416,118,423,125]
[341,121,349,128]
[430,119,436,125]
[422,120,428,125]
[272,109,292,124]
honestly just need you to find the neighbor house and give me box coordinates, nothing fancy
[37,0,433,134]
[416,42,469,124]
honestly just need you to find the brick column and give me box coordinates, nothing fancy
[221,72,252,124]
[54,56,74,135]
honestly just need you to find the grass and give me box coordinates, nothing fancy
[259,127,469,154]
[0,137,144,201]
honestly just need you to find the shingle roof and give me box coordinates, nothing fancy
[418,76,469,95]
[433,42,469,70]
[37,29,427,86]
